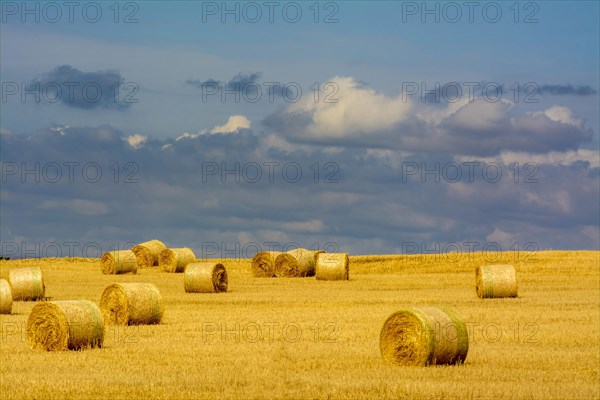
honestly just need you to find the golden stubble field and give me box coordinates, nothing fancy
[0,251,599,400]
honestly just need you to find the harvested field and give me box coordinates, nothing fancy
[0,251,598,399]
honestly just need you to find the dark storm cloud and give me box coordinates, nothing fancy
[26,65,133,110]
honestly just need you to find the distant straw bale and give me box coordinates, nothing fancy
[132,240,167,268]
[159,248,196,273]
[100,250,138,275]
[475,264,518,298]
[275,248,325,277]
[184,262,228,293]
[100,283,164,325]
[315,253,349,280]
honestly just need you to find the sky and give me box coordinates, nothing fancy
[1,0,599,259]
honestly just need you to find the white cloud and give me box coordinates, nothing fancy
[289,76,412,138]
[530,105,583,128]
[125,134,147,149]
[176,115,251,141]
[444,98,514,131]
[210,115,251,134]
[50,125,70,136]
[267,77,591,156]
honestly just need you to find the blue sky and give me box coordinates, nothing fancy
[1,1,599,258]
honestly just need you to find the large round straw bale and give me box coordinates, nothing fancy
[0,279,13,314]
[8,266,45,300]
[26,300,104,351]
[132,239,167,268]
[184,262,228,293]
[380,307,469,366]
[100,250,138,275]
[159,248,196,273]
[315,253,349,280]
[475,264,518,298]
[273,253,298,277]
[100,283,164,325]
[275,248,325,277]
[250,251,281,277]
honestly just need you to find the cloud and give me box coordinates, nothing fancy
[176,115,251,141]
[27,65,132,110]
[530,105,583,128]
[210,115,252,134]
[1,123,598,257]
[264,76,593,156]
[125,134,147,149]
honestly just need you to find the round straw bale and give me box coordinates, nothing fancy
[100,250,138,275]
[276,248,325,277]
[184,262,228,293]
[100,283,164,325]
[250,251,281,277]
[26,300,104,351]
[159,247,196,273]
[8,266,45,300]
[132,239,167,268]
[315,253,349,280]
[273,253,299,277]
[0,279,13,314]
[475,264,518,298]
[380,307,469,366]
